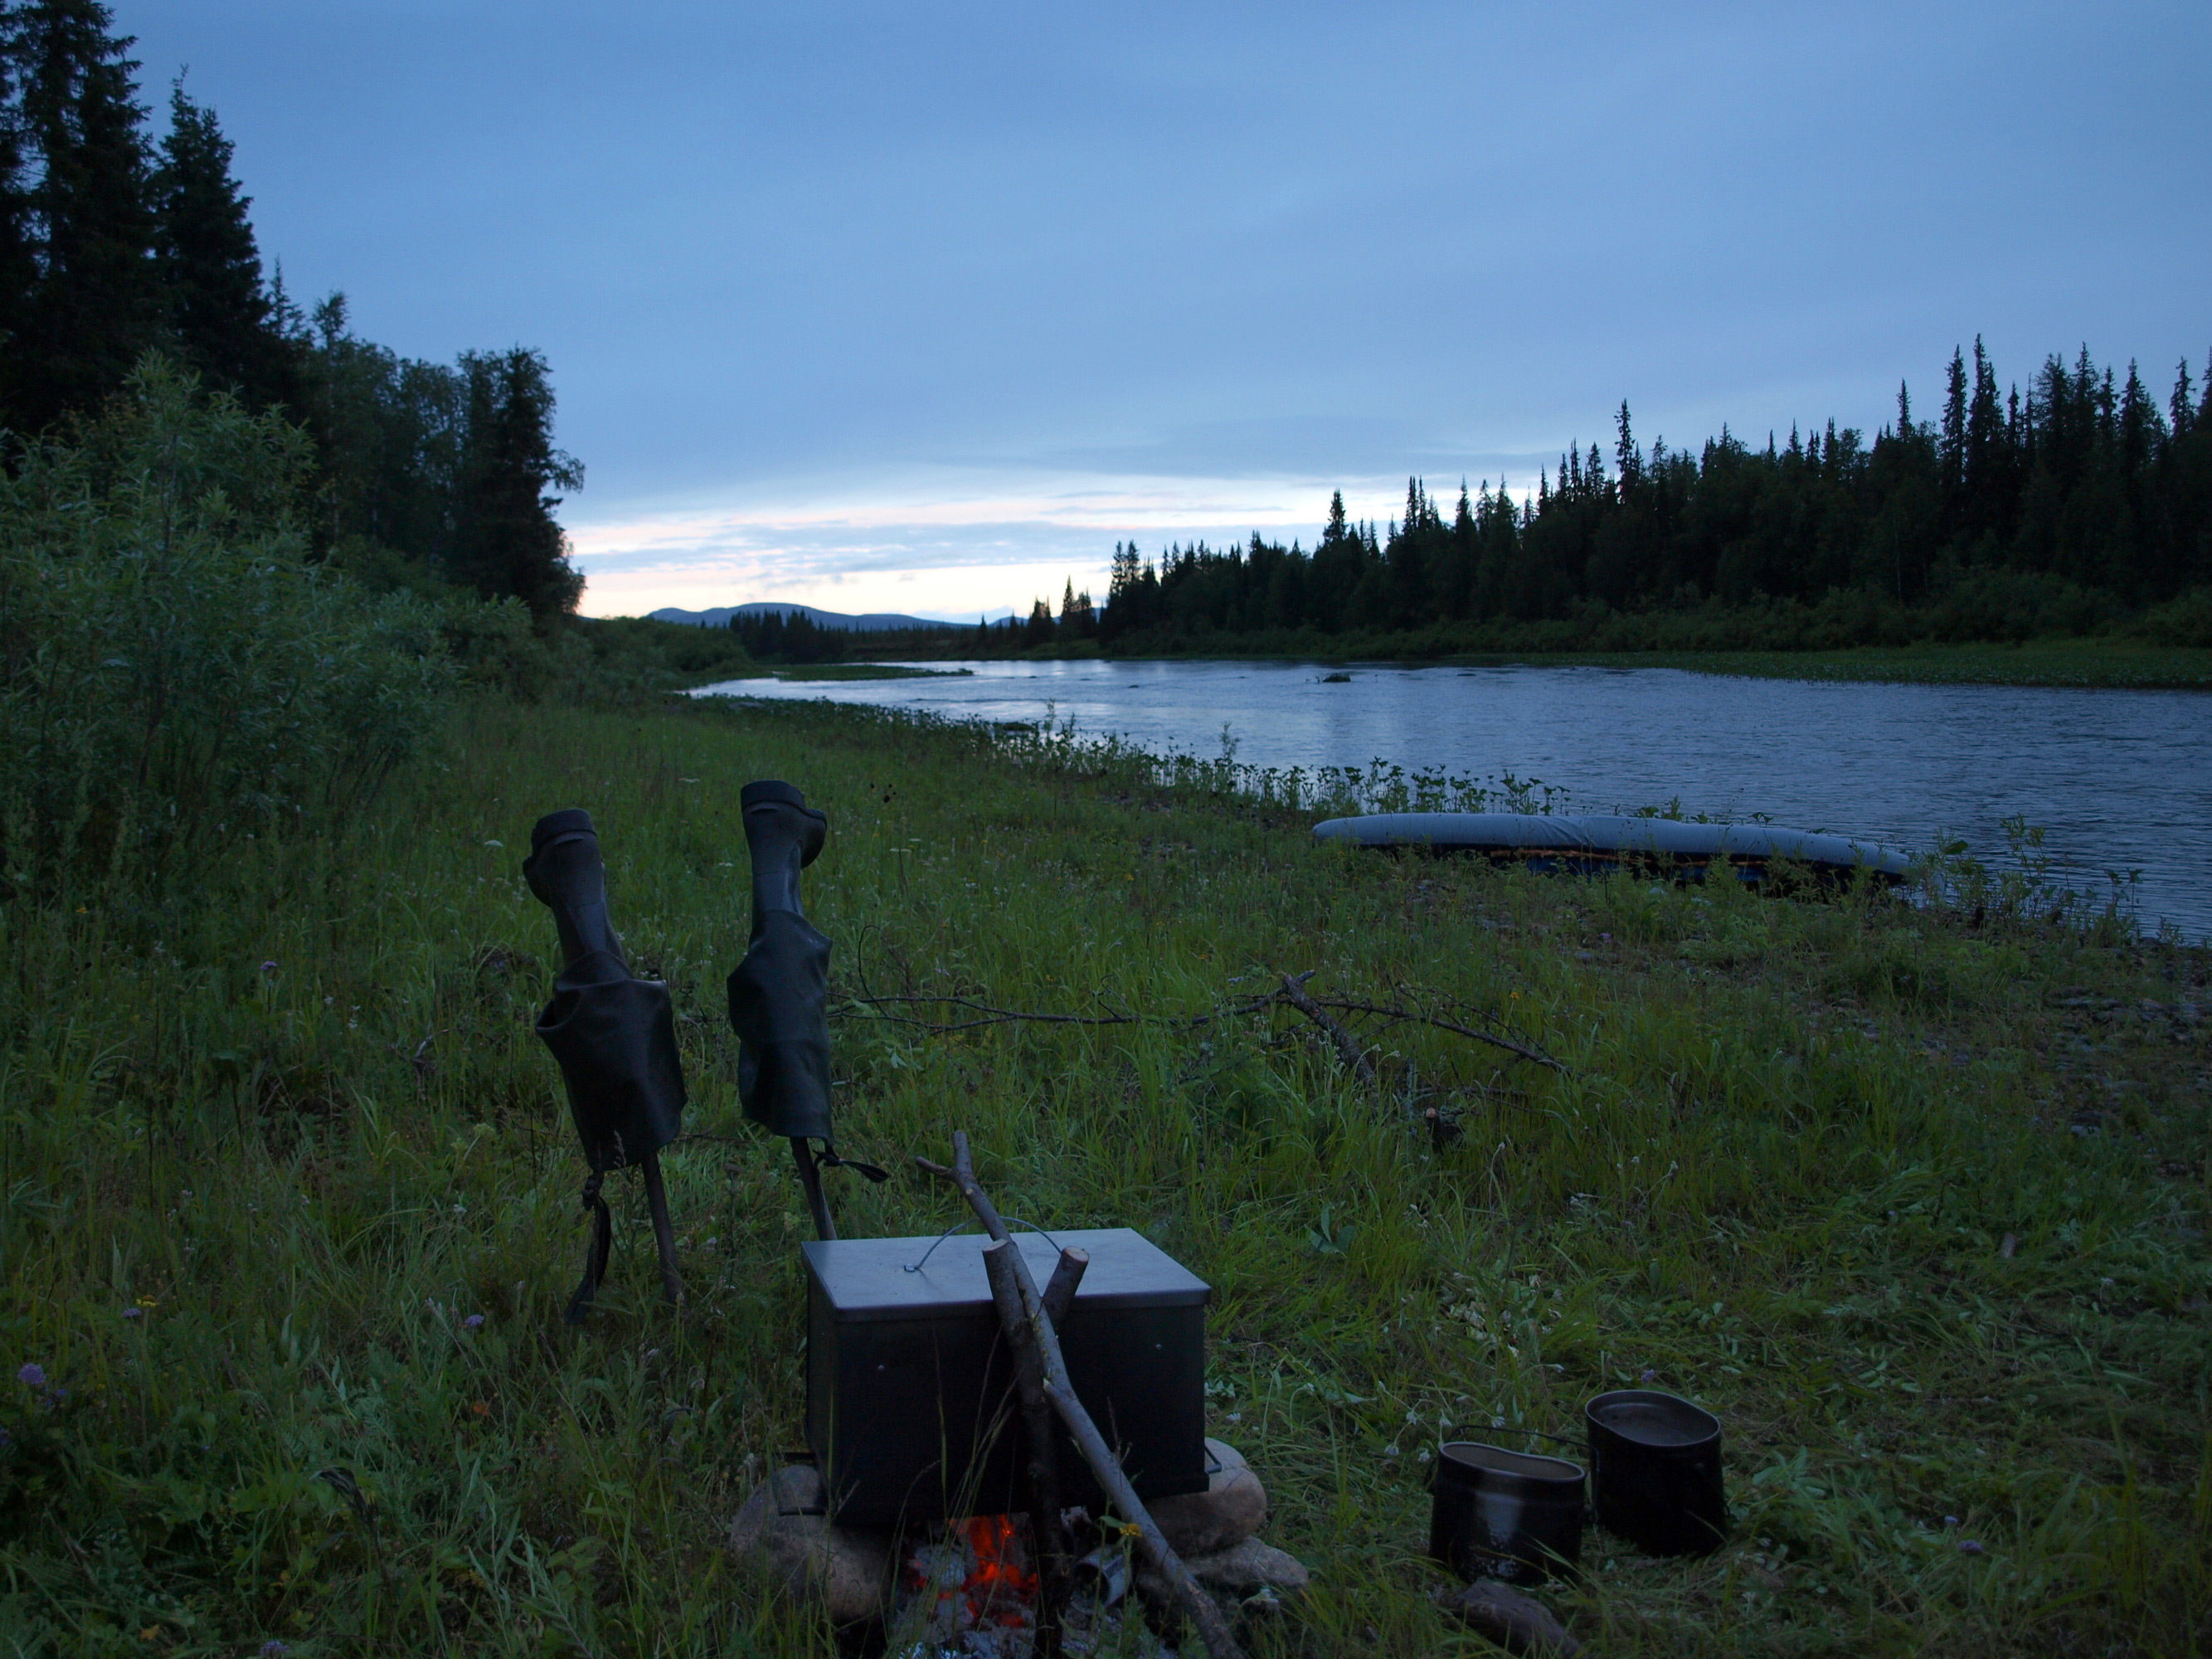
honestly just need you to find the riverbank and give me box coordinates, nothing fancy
[825,637,2212,691]
[1426,640,2212,689]
[3,694,2205,1655]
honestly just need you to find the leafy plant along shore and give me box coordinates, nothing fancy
[2,692,2206,1657]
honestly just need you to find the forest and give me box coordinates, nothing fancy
[1066,344,2212,656]
[0,0,591,628]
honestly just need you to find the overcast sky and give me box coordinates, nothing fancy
[119,2,2211,619]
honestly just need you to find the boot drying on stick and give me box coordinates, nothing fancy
[523,809,687,1322]
[727,780,883,1240]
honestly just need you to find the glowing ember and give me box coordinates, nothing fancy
[963,1514,1038,1625]
[897,1515,1040,1655]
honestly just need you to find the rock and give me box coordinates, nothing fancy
[1150,1438,1268,1556]
[1188,1536,1308,1596]
[1139,1535,1310,1606]
[727,1465,893,1627]
[1434,1579,1582,1656]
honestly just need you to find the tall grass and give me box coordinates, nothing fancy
[2,694,2206,1657]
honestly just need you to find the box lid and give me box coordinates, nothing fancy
[802,1227,1209,1323]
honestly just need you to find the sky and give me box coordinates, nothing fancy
[119,2,2212,620]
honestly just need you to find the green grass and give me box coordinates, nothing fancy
[3,696,2208,1657]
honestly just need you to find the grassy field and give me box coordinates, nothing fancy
[2,694,2208,1657]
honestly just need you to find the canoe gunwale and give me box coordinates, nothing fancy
[1312,812,1913,885]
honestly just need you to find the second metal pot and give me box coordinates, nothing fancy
[1584,1389,1726,1556]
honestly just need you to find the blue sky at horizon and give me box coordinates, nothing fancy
[119,2,2212,620]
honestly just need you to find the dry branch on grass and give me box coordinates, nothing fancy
[836,971,1563,1076]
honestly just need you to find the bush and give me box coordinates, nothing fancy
[0,358,456,893]
[2135,586,2212,648]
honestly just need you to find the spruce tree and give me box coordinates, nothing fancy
[1323,489,1349,543]
[450,347,584,620]
[0,10,36,420]
[12,0,157,432]
[154,80,295,411]
[1939,346,1968,501]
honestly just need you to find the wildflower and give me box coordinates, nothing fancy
[17,1364,44,1389]
[1958,1540,1986,1555]
[123,1307,143,1320]
[1943,1515,1959,1527]
[1640,1368,1656,1383]
[262,1643,290,1657]
[260,960,279,973]
[463,1314,485,1331]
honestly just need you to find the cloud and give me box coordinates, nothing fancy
[562,467,1466,617]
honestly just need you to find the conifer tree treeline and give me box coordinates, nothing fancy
[0,0,583,620]
[1097,341,2212,650]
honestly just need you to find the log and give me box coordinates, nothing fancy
[984,1239,1072,1657]
[916,1134,1245,1659]
[1041,1245,1089,1327]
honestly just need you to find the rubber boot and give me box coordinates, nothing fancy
[524,809,686,1318]
[727,781,834,1142]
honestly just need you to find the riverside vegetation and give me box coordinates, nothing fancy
[4,664,2210,1655]
[3,17,2208,1651]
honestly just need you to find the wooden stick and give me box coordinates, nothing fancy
[1314,993,1563,1071]
[916,1134,1245,1659]
[1041,1246,1089,1327]
[984,1239,1071,1657]
[790,1136,836,1241]
[1278,973,1376,1083]
[639,1151,683,1306]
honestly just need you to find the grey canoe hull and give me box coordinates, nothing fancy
[1312,812,1913,883]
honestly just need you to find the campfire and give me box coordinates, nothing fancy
[727,1134,1310,1658]
[897,1514,1043,1656]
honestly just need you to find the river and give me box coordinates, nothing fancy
[695,659,2212,940]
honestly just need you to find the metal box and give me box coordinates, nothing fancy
[803,1228,1211,1526]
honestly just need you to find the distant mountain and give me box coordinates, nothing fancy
[649,601,984,632]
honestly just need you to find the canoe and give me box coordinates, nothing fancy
[1311,812,1913,885]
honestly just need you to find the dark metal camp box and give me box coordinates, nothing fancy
[803,1228,1210,1525]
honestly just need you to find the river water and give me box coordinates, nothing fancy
[696,659,2212,940]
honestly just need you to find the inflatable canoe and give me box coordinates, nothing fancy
[1312,812,1913,886]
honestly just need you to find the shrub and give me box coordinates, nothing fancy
[0,358,456,893]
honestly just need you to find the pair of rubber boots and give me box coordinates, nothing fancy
[523,781,831,1317]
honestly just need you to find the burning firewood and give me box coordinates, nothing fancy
[917,1131,1248,1659]
[981,1235,1083,1656]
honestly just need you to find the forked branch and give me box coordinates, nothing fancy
[915,1133,1245,1659]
